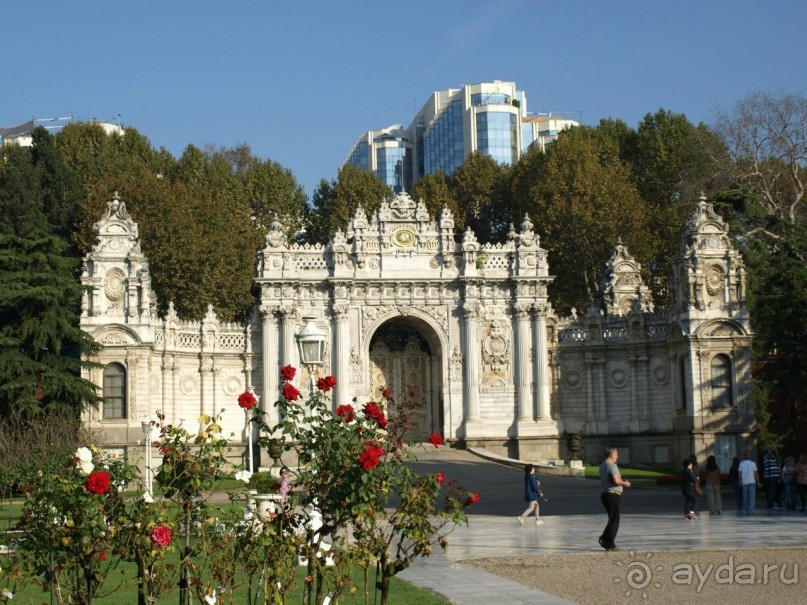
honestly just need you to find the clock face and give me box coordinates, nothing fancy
[392,229,416,247]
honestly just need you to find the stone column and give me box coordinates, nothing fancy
[462,301,483,437]
[278,306,296,370]
[514,303,533,421]
[260,306,279,424]
[332,304,350,408]
[533,303,552,420]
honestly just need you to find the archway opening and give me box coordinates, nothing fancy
[369,317,443,441]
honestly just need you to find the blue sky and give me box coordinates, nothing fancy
[2,0,805,197]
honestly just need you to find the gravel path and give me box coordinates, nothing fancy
[462,547,806,605]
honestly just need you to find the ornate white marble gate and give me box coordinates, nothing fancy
[81,191,756,468]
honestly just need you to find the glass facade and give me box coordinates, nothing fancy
[521,124,535,152]
[476,111,518,165]
[346,141,369,171]
[423,100,463,176]
[471,93,511,106]
[376,145,412,193]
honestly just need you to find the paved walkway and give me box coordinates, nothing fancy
[399,511,807,604]
[397,448,807,604]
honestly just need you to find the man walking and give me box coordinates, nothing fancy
[739,451,762,515]
[599,447,631,551]
[762,450,781,509]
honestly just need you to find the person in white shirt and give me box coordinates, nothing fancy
[738,451,762,515]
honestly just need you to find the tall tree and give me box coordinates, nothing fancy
[0,144,45,238]
[410,171,457,224]
[304,165,392,244]
[0,235,101,418]
[451,152,511,243]
[522,126,654,314]
[712,91,807,229]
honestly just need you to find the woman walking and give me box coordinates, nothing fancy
[682,459,698,520]
[728,456,742,510]
[517,464,546,525]
[704,455,722,514]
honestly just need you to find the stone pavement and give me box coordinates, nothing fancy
[399,511,807,604]
[397,448,807,604]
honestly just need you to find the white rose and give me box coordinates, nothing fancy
[79,461,94,475]
[76,447,93,463]
[1,589,13,599]
[203,591,216,605]
[235,470,253,483]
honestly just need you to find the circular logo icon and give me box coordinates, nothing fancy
[392,229,416,247]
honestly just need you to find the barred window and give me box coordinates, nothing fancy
[103,363,127,419]
[711,355,734,408]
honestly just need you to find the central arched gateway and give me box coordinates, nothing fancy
[369,317,443,441]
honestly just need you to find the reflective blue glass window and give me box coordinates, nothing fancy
[347,141,369,171]
[471,93,512,106]
[476,111,518,165]
[376,145,412,193]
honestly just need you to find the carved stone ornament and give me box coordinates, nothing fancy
[608,362,629,388]
[482,320,510,374]
[450,346,463,381]
[705,266,725,296]
[651,361,670,385]
[563,365,583,389]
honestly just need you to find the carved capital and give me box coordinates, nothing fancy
[532,302,550,318]
[513,303,531,320]
[332,304,350,321]
[259,305,278,321]
[462,301,483,321]
[277,305,295,321]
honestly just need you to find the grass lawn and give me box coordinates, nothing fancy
[583,465,673,488]
[4,560,448,605]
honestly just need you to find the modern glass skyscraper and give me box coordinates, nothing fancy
[344,81,579,191]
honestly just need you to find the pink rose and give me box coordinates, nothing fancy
[150,524,172,547]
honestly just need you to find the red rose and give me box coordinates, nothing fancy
[150,524,172,547]
[363,402,387,429]
[429,433,443,448]
[463,492,480,506]
[238,391,256,410]
[359,444,385,471]
[280,365,296,382]
[335,405,355,422]
[436,472,445,484]
[316,376,337,392]
[84,470,111,495]
[96,550,107,562]
[382,388,391,399]
[282,383,301,401]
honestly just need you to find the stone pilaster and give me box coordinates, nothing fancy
[462,301,484,437]
[260,306,279,424]
[529,303,558,435]
[514,303,533,421]
[332,304,350,408]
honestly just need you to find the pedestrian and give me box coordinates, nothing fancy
[689,454,702,498]
[796,454,807,512]
[781,456,798,511]
[598,447,631,551]
[517,464,547,526]
[278,466,292,503]
[704,455,722,514]
[728,456,742,510]
[739,451,762,515]
[682,459,698,519]
[762,450,781,509]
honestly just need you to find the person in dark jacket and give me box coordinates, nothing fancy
[517,464,546,525]
[728,456,742,510]
[682,459,698,520]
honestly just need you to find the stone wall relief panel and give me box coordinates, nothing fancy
[481,320,510,390]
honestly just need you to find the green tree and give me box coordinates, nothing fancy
[0,235,101,418]
[523,126,654,314]
[410,171,457,224]
[0,144,46,238]
[244,156,307,236]
[451,152,511,243]
[304,164,392,244]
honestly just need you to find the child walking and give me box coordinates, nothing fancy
[517,464,547,525]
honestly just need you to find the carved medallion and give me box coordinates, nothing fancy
[392,228,416,247]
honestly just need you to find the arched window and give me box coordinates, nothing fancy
[103,363,127,419]
[711,355,734,408]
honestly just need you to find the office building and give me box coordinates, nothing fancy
[344,81,579,192]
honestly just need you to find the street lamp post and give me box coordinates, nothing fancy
[246,387,259,474]
[297,317,326,391]
[140,417,153,501]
